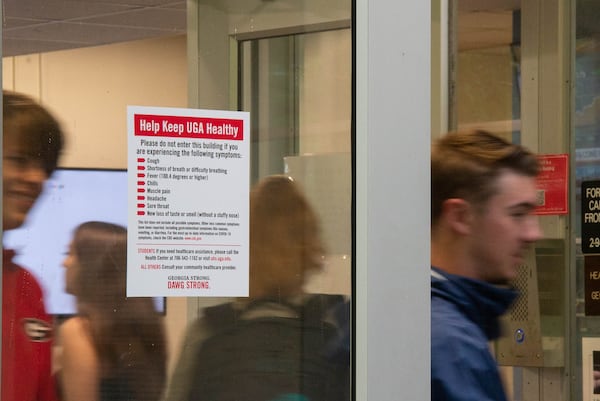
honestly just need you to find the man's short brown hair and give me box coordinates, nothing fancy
[3,90,64,175]
[431,130,539,225]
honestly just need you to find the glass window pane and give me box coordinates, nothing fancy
[455,4,520,140]
[2,1,352,400]
[575,1,600,400]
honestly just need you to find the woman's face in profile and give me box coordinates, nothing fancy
[62,242,80,295]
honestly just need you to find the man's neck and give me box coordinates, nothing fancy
[431,240,479,280]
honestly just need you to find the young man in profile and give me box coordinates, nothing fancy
[430,130,542,401]
[3,90,64,401]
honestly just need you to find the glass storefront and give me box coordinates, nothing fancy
[575,1,600,401]
[2,1,356,400]
[0,0,446,399]
[451,1,572,400]
[14,0,600,399]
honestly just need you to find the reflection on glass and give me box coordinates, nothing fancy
[165,176,349,401]
[239,27,352,296]
[455,7,520,142]
[3,0,353,400]
[576,2,600,401]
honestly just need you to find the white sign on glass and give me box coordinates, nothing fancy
[127,106,250,297]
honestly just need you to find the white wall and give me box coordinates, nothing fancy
[4,35,187,169]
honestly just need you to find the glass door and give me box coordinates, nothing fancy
[449,1,571,400]
[2,0,353,400]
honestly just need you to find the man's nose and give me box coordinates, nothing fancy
[22,162,48,184]
[525,215,543,243]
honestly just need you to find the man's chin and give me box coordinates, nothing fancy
[488,275,514,287]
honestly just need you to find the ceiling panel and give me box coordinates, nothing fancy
[76,8,186,30]
[3,0,186,57]
[4,0,135,21]
[5,21,179,44]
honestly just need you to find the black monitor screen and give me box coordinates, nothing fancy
[3,168,165,315]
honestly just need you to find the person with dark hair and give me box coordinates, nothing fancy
[3,90,64,401]
[430,130,542,401]
[164,175,348,401]
[59,222,167,401]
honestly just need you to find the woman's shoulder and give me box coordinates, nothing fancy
[60,316,86,332]
[59,316,93,345]
[58,316,98,370]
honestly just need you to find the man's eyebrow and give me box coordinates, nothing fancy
[508,201,538,211]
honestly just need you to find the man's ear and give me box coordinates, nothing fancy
[441,198,473,235]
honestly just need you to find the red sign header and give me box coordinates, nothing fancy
[134,114,244,140]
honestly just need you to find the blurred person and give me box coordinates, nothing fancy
[430,130,542,401]
[59,222,167,401]
[3,90,64,401]
[164,175,348,401]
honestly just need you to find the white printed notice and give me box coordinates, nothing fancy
[583,337,600,401]
[126,106,250,297]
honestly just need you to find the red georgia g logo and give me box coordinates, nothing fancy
[22,318,52,342]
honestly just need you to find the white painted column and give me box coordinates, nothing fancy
[356,1,431,400]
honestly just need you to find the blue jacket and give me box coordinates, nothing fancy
[431,267,518,401]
